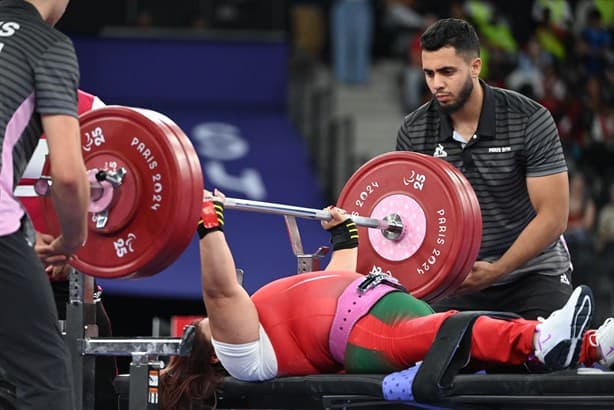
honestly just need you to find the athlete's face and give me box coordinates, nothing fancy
[422,46,481,114]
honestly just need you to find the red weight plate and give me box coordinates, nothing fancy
[41,106,203,279]
[440,164,482,297]
[414,165,472,302]
[123,108,204,275]
[428,166,480,301]
[130,108,204,274]
[337,152,469,302]
[412,157,481,301]
[393,159,470,302]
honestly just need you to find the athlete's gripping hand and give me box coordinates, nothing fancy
[321,206,359,251]
[198,189,226,239]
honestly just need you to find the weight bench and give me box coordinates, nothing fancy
[113,368,614,410]
[113,311,614,410]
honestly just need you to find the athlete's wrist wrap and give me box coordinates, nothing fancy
[327,218,359,251]
[198,199,224,239]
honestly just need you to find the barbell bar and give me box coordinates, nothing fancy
[222,197,405,240]
[35,177,405,240]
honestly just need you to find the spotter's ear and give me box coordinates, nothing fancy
[471,57,482,78]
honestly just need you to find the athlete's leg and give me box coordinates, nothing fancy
[346,286,592,373]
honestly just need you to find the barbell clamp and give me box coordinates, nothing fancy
[95,168,126,187]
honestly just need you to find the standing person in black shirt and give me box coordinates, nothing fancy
[396,18,573,320]
[0,0,89,408]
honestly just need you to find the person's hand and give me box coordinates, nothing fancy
[198,188,226,239]
[455,260,504,294]
[35,232,73,279]
[44,262,74,280]
[321,206,352,231]
[203,188,226,202]
[35,233,78,267]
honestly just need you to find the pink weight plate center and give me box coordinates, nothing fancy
[367,193,426,261]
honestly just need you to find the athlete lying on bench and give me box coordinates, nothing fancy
[159,189,614,409]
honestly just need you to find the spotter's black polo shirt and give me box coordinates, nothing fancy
[0,0,79,235]
[396,80,570,285]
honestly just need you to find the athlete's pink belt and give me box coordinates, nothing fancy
[329,272,405,364]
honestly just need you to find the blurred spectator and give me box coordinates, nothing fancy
[565,170,597,301]
[401,33,429,112]
[474,7,517,54]
[554,97,585,162]
[538,64,567,118]
[536,61,587,157]
[463,0,494,27]
[579,76,614,175]
[574,0,614,36]
[596,181,614,254]
[291,3,326,60]
[534,6,568,60]
[531,0,573,34]
[459,0,495,80]
[588,101,614,148]
[567,170,597,244]
[448,0,466,19]
[463,0,518,83]
[330,0,374,84]
[381,0,433,57]
[577,7,612,76]
[506,36,553,99]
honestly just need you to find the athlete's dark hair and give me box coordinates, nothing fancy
[420,18,480,59]
[159,319,226,409]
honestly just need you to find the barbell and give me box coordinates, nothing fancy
[25,106,482,302]
[34,183,406,240]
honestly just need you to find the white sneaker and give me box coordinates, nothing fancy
[533,285,594,370]
[591,317,614,369]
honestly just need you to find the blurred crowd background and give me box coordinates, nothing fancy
[56,0,614,324]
